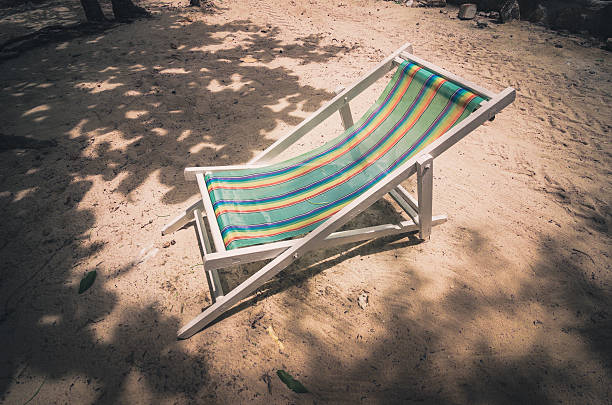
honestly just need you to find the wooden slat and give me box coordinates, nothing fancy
[196,173,226,252]
[338,98,354,130]
[162,198,204,235]
[334,85,354,130]
[185,164,266,181]
[394,185,419,212]
[416,154,433,240]
[194,209,225,299]
[193,209,212,254]
[389,189,419,224]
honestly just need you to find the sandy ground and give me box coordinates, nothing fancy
[1,0,611,403]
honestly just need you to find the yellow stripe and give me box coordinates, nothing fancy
[208,64,421,192]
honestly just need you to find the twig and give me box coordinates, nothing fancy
[23,377,45,405]
[571,248,595,264]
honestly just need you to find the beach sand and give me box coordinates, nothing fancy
[1,0,610,403]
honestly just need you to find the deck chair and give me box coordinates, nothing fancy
[163,43,515,339]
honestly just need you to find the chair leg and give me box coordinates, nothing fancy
[177,254,298,339]
[416,154,433,240]
[193,209,225,301]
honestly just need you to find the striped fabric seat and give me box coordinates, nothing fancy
[205,61,487,250]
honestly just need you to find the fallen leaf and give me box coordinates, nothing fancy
[267,325,285,351]
[79,270,97,294]
[277,370,308,393]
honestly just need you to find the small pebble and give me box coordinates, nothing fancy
[162,240,176,248]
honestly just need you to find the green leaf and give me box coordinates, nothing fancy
[78,270,97,294]
[276,370,308,393]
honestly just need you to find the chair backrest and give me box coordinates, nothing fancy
[205,62,488,249]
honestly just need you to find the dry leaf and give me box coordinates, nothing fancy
[267,325,285,351]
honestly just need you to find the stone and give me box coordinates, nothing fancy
[499,0,519,23]
[458,3,477,19]
[417,0,446,6]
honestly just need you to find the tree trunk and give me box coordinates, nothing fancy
[499,0,520,22]
[110,0,149,20]
[80,0,106,22]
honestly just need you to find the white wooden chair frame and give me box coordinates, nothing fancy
[163,43,516,338]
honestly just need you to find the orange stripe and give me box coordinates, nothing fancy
[207,66,421,192]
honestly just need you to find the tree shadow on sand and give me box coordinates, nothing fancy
[274,227,611,403]
[3,3,609,404]
[0,6,355,402]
